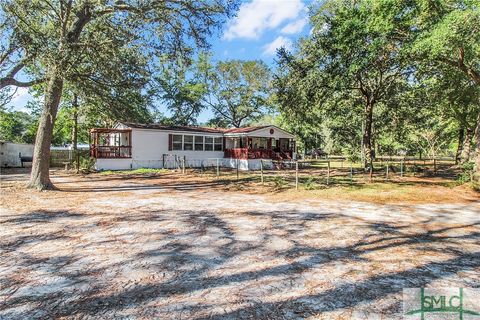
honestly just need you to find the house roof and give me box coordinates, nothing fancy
[119,122,294,137]
[120,122,224,134]
[223,126,270,133]
[223,125,295,137]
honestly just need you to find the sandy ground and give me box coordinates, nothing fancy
[0,170,479,319]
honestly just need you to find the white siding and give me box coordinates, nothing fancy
[0,142,35,167]
[222,159,274,170]
[131,129,224,163]
[95,158,132,171]
[244,126,294,139]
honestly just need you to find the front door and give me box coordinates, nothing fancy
[279,138,290,150]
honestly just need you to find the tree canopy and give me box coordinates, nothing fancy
[274,0,480,176]
[0,0,238,189]
[203,59,272,128]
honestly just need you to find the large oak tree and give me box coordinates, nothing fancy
[0,0,237,189]
[276,0,410,169]
[203,59,272,128]
[407,0,480,176]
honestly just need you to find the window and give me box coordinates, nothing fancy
[252,137,267,149]
[214,137,223,151]
[194,136,204,151]
[172,135,182,150]
[205,137,213,151]
[183,135,193,150]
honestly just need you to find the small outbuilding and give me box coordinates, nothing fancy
[0,141,34,168]
[89,122,296,170]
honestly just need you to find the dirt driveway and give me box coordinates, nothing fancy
[1,171,479,319]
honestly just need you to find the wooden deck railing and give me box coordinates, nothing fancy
[224,148,249,159]
[90,145,132,158]
[224,148,293,160]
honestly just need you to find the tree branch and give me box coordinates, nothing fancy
[437,55,480,85]
[0,77,44,89]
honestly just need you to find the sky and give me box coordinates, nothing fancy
[9,0,311,123]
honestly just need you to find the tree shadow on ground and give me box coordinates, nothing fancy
[57,179,238,192]
[1,207,479,319]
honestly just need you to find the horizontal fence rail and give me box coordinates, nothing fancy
[68,153,464,188]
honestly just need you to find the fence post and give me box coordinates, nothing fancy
[260,159,264,184]
[216,158,220,178]
[327,161,330,185]
[76,150,80,174]
[162,154,165,169]
[182,158,185,174]
[413,160,416,176]
[433,158,437,175]
[369,164,373,183]
[295,161,298,190]
[350,163,353,184]
[400,159,404,177]
[386,161,389,181]
[236,159,239,180]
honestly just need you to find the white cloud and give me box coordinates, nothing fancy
[10,87,29,102]
[262,36,293,56]
[280,17,308,34]
[8,87,33,111]
[224,0,305,40]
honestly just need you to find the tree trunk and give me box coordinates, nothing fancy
[72,94,78,151]
[363,100,374,171]
[460,127,473,164]
[455,127,465,164]
[474,111,480,180]
[72,94,80,173]
[27,73,64,190]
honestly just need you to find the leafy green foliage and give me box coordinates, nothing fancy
[303,177,317,190]
[272,176,288,190]
[274,0,480,173]
[204,60,273,127]
[275,0,411,164]
[154,55,209,125]
[458,162,475,183]
[0,108,35,143]
[79,156,96,173]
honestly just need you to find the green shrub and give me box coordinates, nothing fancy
[471,181,480,192]
[79,157,96,173]
[303,176,317,190]
[458,162,475,183]
[272,176,288,190]
[346,153,361,164]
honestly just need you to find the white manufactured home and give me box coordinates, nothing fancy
[90,122,296,171]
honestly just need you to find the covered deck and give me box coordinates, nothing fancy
[224,136,296,160]
[89,128,132,158]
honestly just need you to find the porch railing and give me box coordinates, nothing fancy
[224,148,292,160]
[90,145,132,158]
[224,148,249,159]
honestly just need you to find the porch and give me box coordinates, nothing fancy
[90,128,132,159]
[224,136,295,160]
